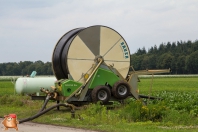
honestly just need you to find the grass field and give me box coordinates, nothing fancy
[0,81,15,95]
[139,77,198,93]
[1,76,198,132]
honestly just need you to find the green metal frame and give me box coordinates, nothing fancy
[88,68,120,89]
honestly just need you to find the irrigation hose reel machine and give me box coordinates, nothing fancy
[40,25,169,105]
[50,25,139,104]
[20,25,170,123]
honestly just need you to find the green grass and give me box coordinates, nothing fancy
[138,77,198,93]
[1,77,198,132]
[1,100,196,132]
[0,81,15,95]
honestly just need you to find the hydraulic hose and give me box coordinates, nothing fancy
[19,103,70,124]
[39,95,51,112]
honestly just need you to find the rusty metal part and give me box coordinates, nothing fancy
[129,68,170,75]
[40,88,58,99]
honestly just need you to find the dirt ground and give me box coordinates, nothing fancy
[0,118,98,132]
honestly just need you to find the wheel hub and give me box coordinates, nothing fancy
[118,85,127,95]
[98,90,107,101]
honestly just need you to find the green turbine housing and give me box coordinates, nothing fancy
[89,68,120,89]
[56,79,83,97]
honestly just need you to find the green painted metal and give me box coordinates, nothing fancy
[61,80,82,96]
[89,68,120,89]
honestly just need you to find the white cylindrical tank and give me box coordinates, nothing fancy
[15,77,57,95]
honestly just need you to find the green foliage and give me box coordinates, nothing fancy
[154,91,198,113]
[0,60,53,76]
[80,102,123,125]
[79,92,198,126]
[186,50,198,73]
[118,100,167,122]
[162,109,198,126]
[131,40,198,74]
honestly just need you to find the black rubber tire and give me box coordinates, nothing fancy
[112,80,130,99]
[91,85,111,103]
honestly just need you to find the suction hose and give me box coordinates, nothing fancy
[19,103,73,124]
[39,94,51,112]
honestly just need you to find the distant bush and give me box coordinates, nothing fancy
[0,76,19,81]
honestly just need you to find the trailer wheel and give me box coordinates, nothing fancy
[91,85,111,103]
[112,80,130,99]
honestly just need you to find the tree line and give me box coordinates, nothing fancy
[0,40,198,75]
[0,60,53,76]
[130,40,198,74]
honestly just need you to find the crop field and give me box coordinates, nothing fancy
[0,76,198,132]
[139,77,198,93]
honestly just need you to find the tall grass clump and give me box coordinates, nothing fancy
[80,102,124,125]
[162,109,198,126]
[118,100,168,122]
[80,100,169,125]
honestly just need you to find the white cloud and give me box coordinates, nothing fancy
[0,0,198,62]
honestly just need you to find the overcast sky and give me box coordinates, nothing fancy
[0,0,198,63]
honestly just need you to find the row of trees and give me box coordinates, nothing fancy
[0,61,53,76]
[131,40,198,74]
[0,40,198,75]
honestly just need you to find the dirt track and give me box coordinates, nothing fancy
[0,118,98,132]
